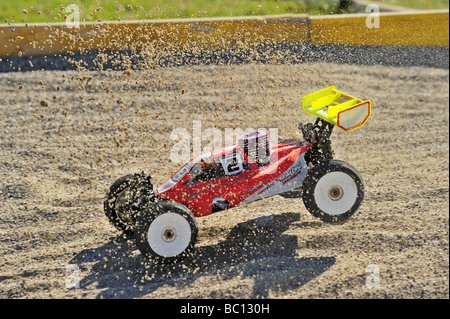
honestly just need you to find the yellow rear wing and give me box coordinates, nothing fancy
[302,86,371,132]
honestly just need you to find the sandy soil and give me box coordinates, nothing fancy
[0,60,448,299]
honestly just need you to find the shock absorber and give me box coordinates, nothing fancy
[299,118,334,165]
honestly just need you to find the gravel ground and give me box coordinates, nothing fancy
[0,53,448,299]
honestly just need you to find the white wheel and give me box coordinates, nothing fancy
[147,212,192,258]
[302,160,364,223]
[314,171,358,216]
[135,201,198,263]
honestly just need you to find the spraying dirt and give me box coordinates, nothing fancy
[0,57,448,298]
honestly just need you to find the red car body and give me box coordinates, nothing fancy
[157,140,313,217]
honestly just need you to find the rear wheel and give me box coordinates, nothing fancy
[302,160,364,223]
[135,201,198,264]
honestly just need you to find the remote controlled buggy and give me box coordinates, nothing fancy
[104,86,371,264]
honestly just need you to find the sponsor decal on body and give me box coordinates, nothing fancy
[241,154,307,205]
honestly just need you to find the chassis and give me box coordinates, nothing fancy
[104,86,371,263]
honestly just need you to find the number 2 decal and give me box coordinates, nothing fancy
[219,152,244,176]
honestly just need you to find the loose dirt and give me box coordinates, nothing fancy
[0,60,448,298]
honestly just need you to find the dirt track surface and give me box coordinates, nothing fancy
[0,61,448,299]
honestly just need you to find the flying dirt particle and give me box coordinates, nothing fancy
[123,69,134,77]
[18,85,24,90]
[40,100,50,107]
[33,114,44,119]
[22,9,28,14]
[37,11,42,15]
[18,51,23,57]
[23,230,32,239]
[113,136,123,147]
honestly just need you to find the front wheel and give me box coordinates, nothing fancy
[135,201,198,264]
[104,173,154,236]
[302,160,364,223]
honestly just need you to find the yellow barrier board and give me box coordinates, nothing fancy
[0,15,309,58]
[310,10,449,46]
[0,11,448,58]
